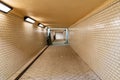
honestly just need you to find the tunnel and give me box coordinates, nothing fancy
[0,0,120,80]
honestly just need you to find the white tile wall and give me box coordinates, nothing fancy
[0,13,47,80]
[69,0,120,80]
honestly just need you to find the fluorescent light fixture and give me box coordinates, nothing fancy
[0,2,12,13]
[45,27,48,29]
[24,16,36,24]
[38,23,44,28]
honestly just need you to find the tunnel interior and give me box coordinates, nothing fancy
[0,0,120,80]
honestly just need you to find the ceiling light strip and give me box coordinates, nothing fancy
[38,23,45,28]
[24,16,36,24]
[0,1,13,13]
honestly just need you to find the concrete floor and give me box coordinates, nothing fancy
[52,39,68,46]
[20,46,100,80]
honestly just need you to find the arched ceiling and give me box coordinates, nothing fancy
[1,0,107,28]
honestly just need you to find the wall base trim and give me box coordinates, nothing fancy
[8,45,48,80]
